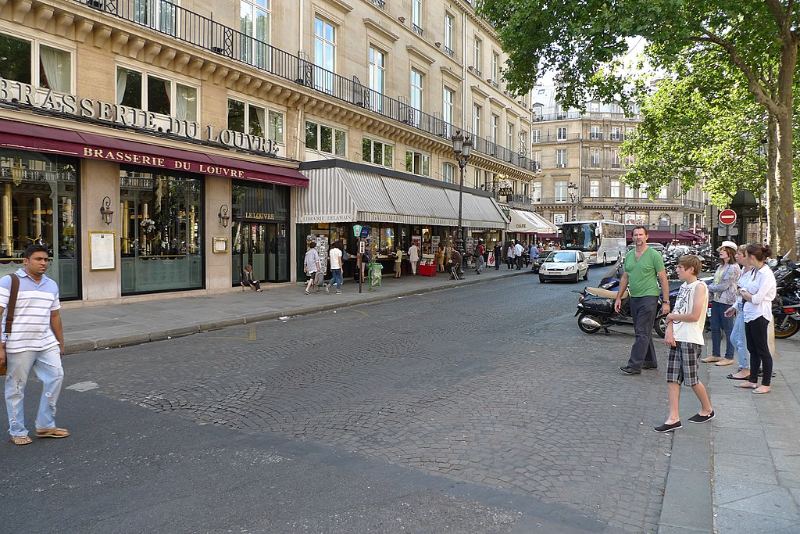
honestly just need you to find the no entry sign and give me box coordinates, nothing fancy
[719,209,737,226]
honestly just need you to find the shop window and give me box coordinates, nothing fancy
[120,167,203,295]
[305,120,346,156]
[268,110,284,144]
[0,150,80,299]
[116,67,198,121]
[362,138,393,167]
[0,32,72,93]
[405,150,430,176]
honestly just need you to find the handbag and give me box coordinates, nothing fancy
[0,273,20,376]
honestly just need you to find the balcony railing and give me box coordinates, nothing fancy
[75,0,539,174]
[369,0,386,8]
[533,111,641,122]
[443,45,454,57]
[412,23,424,36]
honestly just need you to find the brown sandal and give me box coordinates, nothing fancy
[35,427,70,439]
[9,435,32,446]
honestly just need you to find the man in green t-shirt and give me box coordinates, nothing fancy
[615,226,671,374]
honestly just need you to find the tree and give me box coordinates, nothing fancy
[479,0,800,255]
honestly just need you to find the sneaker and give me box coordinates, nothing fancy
[642,363,658,370]
[336,290,342,294]
[654,421,682,433]
[619,366,641,375]
[688,411,715,423]
[325,284,330,293]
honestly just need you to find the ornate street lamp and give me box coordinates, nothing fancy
[451,130,472,264]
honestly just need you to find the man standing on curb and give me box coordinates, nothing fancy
[616,226,670,375]
[2,244,68,446]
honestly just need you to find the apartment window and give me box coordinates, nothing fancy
[410,68,424,126]
[532,150,541,165]
[227,99,284,143]
[473,37,482,75]
[611,126,622,141]
[411,0,423,34]
[639,188,648,199]
[519,131,528,155]
[532,182,542,203]
[442,163,455,184]
[590,148,601,168]
[659,185,669,199]
[314,16,336,93]
[490,114,499,145]
[625,184,635,198]
[556,148,567,167]
[555,181,568,202]
[442,86,454,136]
[306,120,346,156]
[532,129,541,143]
[240,0,270,68]
[610,179,620,198]
[117,67,197,121]
[472,104,482,137]
[507,123,515,151]
[0,32,72,93]
[362,138,393,167]
[368,46,385,112]
[557,127,567,141]
[590,125,602,140]
[443,13,454,56]
[134,0,178,35]
[590,179,600,197]
[491,52,500,82]
[405,150,431,176]
[611,149,621,168]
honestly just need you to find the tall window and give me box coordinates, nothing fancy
[405,150,430,176]
[610,179,620,197]
[305,120,346,156]
[590,125,602,140]
[134,0,178,36]
[314,16,336,93]
[611,126,622,141]
[625,184,635,198]
[557,127,567,141]
[240,0,270,68]
[490,114,499,145]
[532,129,541,143]
[368,46,385,112]
[227,99,284,143]
[443,13,454,56]
[411,0,423,34]
[519,131,528,155]
[473,37,482,74]
[117,67,197,122]
[611,149,621,168]
[362,138,393,168]
[590,179,600,197]
[659,185,669,199]
[590,148,601,167]
[410,68,424,126]
[507,123,515,151]
[442,86,454,136]
[555,181,568,202]
[556,148,567,167]
[0,32,72,93]
[491,52,500,82]
[442,163,455,184]
[532,182,542,202]
[472,104,482,137]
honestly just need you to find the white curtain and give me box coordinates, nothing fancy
[176,84,196,121]
[40,46,70,93]
[116,68,127,104]
[251,106,266,137]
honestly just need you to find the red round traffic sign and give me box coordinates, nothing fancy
[719,209,737,225]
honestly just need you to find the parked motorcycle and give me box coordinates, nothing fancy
[575,287,674,338]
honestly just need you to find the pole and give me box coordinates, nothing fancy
[357,238,363,294]
[457,161,465,264]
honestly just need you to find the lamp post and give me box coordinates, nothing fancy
[451,130,473,261]
[567,181,578,221]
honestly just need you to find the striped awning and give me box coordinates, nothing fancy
[296,166,507,229]
[508,209,558,233]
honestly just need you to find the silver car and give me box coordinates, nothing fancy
[538,251,590,283]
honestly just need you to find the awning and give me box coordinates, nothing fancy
[0,118,307,187]
[508,209,558,233]
[296,165,507,228]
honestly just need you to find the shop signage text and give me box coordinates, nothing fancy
[243,212,276,220]
[81,147,246,178]
[0,78,279,157]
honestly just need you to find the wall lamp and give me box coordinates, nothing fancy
[218,204,230,228]
[100,196,114,225]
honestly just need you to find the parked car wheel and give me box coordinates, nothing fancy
[539,275,546,283]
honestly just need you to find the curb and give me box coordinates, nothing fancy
[65,270,531,354]
[657,363,714,533]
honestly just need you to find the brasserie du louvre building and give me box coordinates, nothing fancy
[0,0,540,303]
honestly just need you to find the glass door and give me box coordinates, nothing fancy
[232,222,267,285]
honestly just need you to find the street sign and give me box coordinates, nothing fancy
[359,241,365,254]
[353,224,362,237]
[719,209,737,226]
[360,225,371,238]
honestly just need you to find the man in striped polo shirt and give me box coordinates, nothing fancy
[1,244,68,446]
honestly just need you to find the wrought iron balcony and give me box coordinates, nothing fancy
[75,0,537,173]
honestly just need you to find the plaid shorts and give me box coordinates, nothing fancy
[666,341,702,386]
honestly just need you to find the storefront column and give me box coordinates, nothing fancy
[81,159,120,301]
[204,175,231,291]
[289,187,298,283]
[2,184,11,254]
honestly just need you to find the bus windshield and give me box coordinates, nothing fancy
[562,222,599,251]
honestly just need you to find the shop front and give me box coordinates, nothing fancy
[295,160,507,278]
[507,208,558,246]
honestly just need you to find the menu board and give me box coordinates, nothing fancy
[89,232,116,271]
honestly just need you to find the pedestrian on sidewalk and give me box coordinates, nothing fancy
[449,248,463,280]
[2,244,69,446]
[494,243,502,270]
[329,241,344,294]
[617,226,671,375]
[514,241,524,270]
[702,241,741,366]
[724,245,752,380]
[394,248,403,278]
[655,255,714,432]
[475,240,486,274]
[241,264,262,292]
[303,241,321,295]
[506,242,515,269]
[408,242,420,275]
[529,243,540,270]
[736,243,777,395]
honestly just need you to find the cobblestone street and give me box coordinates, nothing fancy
[2,271,675,533]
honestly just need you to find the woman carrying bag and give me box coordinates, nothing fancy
[701,241,741,366]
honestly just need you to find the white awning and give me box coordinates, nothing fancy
[296,166,507,229]
[508,209,558,233]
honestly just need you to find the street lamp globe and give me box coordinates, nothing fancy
[451,131,464,155]
[462,136,473,159]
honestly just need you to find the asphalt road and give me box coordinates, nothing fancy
[1,267,674,533]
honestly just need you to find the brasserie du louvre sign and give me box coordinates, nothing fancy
[0,77,280,159]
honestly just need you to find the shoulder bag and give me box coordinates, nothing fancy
[0,273,20,376]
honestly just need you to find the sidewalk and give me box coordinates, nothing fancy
[60,266,529,354]
[659,337,800,533]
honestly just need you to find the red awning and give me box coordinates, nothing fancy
[625,230,675,243]
[0,118,307,187]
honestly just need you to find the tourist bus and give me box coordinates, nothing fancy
[560,220,627,265]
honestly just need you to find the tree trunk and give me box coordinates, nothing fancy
[766,115,779,247]
[774,108,796,257]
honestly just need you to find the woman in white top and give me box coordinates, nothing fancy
[736,244,777,394]
[724,245,752,380]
